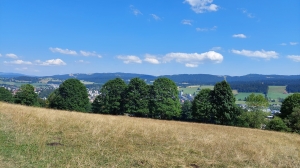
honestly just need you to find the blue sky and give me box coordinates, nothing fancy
[0,0,299,76]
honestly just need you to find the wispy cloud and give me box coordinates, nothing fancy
[181,19,193,25]
[163,51,223,67]
[117,55,142,64]
[80,50,102,58]
[210,47,222,51]
[6,53,18,59]
[150,14,161,20]
[184,0,219,13]
[15,67,28,71]
[290,42,298,45]
[4,59,32,65]
[49,47,77,55]
[232,49,278,60]
[75,60,90,64]
[240,8,255,18]
[0,53,2,57]
[232,34,247,38]
[287,55,300,62]
[280,43,287,46]
[144,54,160,64]
[196,26,217,32]
[130,5,142,16]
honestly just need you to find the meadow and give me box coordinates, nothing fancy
[178,85,214,95]
[267,86,291,102]
[1,102,299,167]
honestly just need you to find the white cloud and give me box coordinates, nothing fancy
[144,54,160,64]
[232,49,279,59]
[40,59,66,66]
[185,63,198,68]
[184,0,218,13]
[150,14,161,20]
[233,34,247,38]
[280,43,287,46]
[181,19,193,25]
[287,55,300,62]
[130,5,142,16]
[0,53,2,57]
[290,42,298,45]
[4,59,32,65]
[49,47,77,55]
[117,55,142,64]
[163,51,223,66]
[210,47,222,51]
[6,53,18,59]
[80,50,102,58]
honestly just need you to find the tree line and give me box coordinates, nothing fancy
[1,77,299,133]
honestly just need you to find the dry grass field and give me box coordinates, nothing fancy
[0,102,300,167]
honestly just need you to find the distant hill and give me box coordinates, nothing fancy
[0,72,25,78]
[2,72,300,86]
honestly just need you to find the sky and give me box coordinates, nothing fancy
[0,0,299,76]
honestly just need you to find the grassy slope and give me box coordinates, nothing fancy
[268,86,291,100]
[0,103,300,167]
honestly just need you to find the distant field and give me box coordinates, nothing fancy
[1,103,299,167]
[235,92,265,101]
[0,80,46,87]
[179,85,214,95]
[267,86,291,101]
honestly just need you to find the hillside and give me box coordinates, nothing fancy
[2,73,300,86]
[0,103,300,167]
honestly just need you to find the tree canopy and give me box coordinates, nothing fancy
[210,81,239,125]
[192,88,213,123]
[123,78,149,117]
[14,84,39,106]
[49,79,89,112]
[150,77,181,119]
[246,93,269,112]
[280,93,300,119]
[92,78,126,115]
[0,87,13,103]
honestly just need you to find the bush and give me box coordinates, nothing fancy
[266,117,289,132]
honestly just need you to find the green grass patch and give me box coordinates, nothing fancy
[178,85,214,95]
[0,80,46,87]
[267,86,291,101]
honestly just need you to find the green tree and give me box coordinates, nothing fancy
[181,100,193,121]
[0,87,13,103]
[240,93,270,128]
[286,107,300,133]
[49,79,89,112]
[246,93,269,112]
[151,77,181,119]
[192,88,213,123]
[210,81,240,125]
[266,116,289,132]
[237,110,269,128]
[92,78,126,115]
[123,78,149,117]
[280,93,300,119]
[14,84,39,106]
